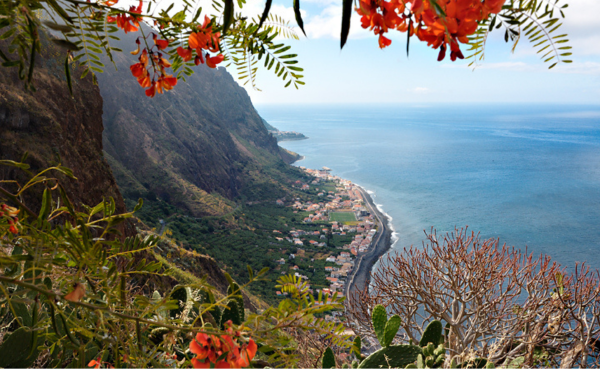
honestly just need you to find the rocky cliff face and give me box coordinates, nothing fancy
[0,36,131,236]
[97,28,300,217]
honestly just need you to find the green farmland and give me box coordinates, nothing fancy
[329,211,357,223]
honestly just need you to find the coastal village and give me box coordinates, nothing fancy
[270,167,380,324]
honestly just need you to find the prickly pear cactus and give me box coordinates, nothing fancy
[352,336,364,362]
[0,326,40,368]
[227,282,245,323]
[322,347,336,368]
[10,301,32,327]
[370,304,403,347]
[357,345,422,369]
[200,289,222,326]
[420,320,443,347]
[410,342,446,368]
[220,299,243,327]
[383,315,402,347]
[371,305,388,345]
[169,285,189,318]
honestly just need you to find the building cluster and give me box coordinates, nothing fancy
[271,167,381,324]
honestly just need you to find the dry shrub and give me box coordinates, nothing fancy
[347,227,600,367]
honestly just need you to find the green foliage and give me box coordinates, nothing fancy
[467,0,572,69]
[221,13,304,90]
[0,0,304,92]
[420,320,443,347]
[0,162,351,368]
[322,347,336,368]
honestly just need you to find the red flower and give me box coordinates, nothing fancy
[107,0,142,33]
[378,33,392,48]
[235,339,257,367]
[2,204,20,234]
[206,54,224,69]
[130,62,146,78]
[189,331,256,368]
[159,75,177,92]
[153,33,169,50]
[145,84,156,98]
[177,47,193,62]
[355,0,507,60]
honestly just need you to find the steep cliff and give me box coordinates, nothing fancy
[97,28,302,217]
[0,36,131,236]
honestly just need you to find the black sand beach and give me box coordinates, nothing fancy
[345,187,393,300]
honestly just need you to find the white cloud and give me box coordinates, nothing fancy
[552,61,600,75]
[411,87,430,94]
[305,5,371,40]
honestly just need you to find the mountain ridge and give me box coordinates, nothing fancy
[97,27,303,217]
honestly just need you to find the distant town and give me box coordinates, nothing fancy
[271,167,379,324]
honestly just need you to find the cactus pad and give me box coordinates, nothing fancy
[371,305,388,346]
[358,345,422,369]
[420,320,443,347]
[322,347,336,368]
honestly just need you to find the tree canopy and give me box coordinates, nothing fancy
[0,0,572,97]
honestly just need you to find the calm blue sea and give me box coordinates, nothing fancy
[255,104,600,270]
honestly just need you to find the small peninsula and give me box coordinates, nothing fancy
[262,118,308,141]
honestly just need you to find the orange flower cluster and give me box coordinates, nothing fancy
[189,323,257,368]
[1,204,20,234]
[104,4,223,97]
[356,0,506,60]
[177,16,224,69]
[129,34,177,98]
[107,0,142,33]
[87,358,114,369]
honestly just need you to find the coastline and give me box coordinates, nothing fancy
[345,186,394,299]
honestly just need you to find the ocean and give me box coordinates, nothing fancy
[255,103,600,271]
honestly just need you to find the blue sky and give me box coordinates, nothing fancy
[229,0,600,105]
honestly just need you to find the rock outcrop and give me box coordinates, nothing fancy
[0,35,132,237]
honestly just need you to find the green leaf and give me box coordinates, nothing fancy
[46,0,73,24]
[222,0,234,35]
[65,55,73,96]
[340,0,352,48]
[51,39,81,51]
[38,188,52,222]
[257,0,273,32]
[293,0,306,36]
[42,21,73,33]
